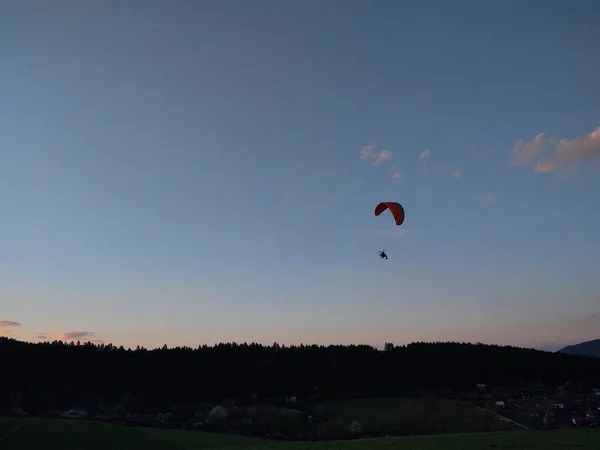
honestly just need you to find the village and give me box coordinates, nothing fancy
[467,381,600,430]
[7,381,599,440]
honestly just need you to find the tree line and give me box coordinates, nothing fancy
[1,337,599,415]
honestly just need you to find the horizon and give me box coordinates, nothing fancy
[1,1,599,352]
[0,334,586,353]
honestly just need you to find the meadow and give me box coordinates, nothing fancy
[318,395,517,436]
[1,416,599,450]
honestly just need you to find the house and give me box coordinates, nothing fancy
[495,401,506,408]
[553,403,565,409]
[60,409,86,419]
[571,414,584,426]
[10,408,25,416]
[482,392,493,400]
[476,383,486,391]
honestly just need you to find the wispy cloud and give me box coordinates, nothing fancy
[375,150,392,165]
[360,143,375,159]
[588,311,599,322]
[36,333,48,340]
[355,179,364,187]
[389,166,402,179]
[438,166,462,179]
[56,331,102,343]
[418,148,431,168]
[480,192,502,206]
[535,127,600,174]
[360,143,392,166]
[0,320,22,337]
[373,229,408,238]
[510,126,600,175]
[510,133,548,166]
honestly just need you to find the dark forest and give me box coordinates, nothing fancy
[1,337,599,415]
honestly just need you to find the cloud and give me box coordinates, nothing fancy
[360,143,375,159]
[480,192,502,206]
[510,133,548,166]
[56,331,102,343]
[375,150,392,165]
[510,126,600,174]
[360,143,392,166]
[36,333,48,340]
[0,320,22,337]
[373,229,408,238]
[355,179,364,187]
[418,148,431,166]
[535,127,600,174]
[437,166,462,179]
[389,166,402,179]
[588,311,599,322]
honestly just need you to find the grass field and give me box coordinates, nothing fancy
[1,417,599,450]
[319,396,517,434]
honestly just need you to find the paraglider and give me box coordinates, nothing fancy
[374,202,405,260]
[374,202,405,226]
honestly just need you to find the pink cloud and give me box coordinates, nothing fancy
[360,143,392,166]
[452,170,461,178]
[0,320,22,337]
[55,331,103,343]
[510,133,548,166]
[534,127,600,173]
[510,126,600,175]
[374,149,392,165]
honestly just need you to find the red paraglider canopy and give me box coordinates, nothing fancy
[374,202,405,226]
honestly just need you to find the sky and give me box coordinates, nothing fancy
[1,1,599,352]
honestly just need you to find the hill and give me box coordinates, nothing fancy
[560,338,600,358]
[1,418,599,450]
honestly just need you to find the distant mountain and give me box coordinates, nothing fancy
[560,338,600,358]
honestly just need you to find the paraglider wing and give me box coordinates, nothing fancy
[374,202,405,226]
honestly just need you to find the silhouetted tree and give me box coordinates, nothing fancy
[0,337,599,415]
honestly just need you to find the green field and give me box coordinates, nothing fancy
[318,396,516,434]
[1,417,599,450]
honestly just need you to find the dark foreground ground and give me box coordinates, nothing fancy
[1,417,599,450]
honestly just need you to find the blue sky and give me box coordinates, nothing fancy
[1,1,599,351]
